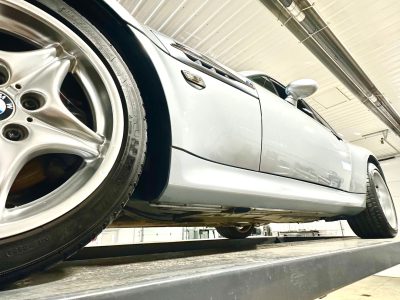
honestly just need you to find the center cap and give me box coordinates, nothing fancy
[0,91,14,121]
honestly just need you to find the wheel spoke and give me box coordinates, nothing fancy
[0,118,100,218]
[16,52,103,144]
[0,47,59,85]
[0,140,31,218]
[27,118,101,159]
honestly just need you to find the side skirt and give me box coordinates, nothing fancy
[157,148,366,217]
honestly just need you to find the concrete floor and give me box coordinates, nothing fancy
[323,275,400,300]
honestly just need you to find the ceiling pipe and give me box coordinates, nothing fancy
[355,130,400,154]
[259,0,400,137]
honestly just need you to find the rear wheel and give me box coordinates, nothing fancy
[348,163,397,238]
[216,224,255,239]
[0,0,146,284]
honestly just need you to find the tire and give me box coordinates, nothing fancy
[348,163,398,239]
[216,224,255,239]
[0,0,146,285]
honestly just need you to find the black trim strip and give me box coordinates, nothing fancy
[171,43,255,89]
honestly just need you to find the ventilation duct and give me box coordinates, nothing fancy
[259,0,400,137]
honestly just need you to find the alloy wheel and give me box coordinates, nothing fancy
[0,0,124,239]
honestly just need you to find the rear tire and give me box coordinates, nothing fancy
[216,224,255,239]
[348,163,397,239]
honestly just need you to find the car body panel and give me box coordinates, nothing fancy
[241,70,373,195]
[102,1,172,54]
[256,84,353,190]
[158,148,365,216]
[348,143,374,193]
[101,1,379,222]
[151,30,258,97]
[130,26,262,171]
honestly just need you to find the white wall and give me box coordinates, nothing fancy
[88,227,220,246]
[141,227,184,242]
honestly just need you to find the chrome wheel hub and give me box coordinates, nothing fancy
[0,92,15,121]
[0,0,124,239]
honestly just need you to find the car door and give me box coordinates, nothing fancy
[177,73,262,171]
[256,77,352,191]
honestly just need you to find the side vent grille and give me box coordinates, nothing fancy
[171,43,254,89]
[185,54,234,80]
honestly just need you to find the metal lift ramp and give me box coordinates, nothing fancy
[1,237,400,300]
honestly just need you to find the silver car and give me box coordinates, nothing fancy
[0,0,397,284]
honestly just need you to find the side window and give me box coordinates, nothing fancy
[249,75,277,95]
[270,79,287,99]
[297,100,315,119]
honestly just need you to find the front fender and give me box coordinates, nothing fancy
[348,143,374,194]
[59,0,173,202]
[101,0,169,52]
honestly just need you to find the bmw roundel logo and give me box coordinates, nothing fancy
[0,92,14,121]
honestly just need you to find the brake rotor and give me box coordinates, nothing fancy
[10,156,47,193]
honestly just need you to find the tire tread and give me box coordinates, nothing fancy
[216,225,254,239]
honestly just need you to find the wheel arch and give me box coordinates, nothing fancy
[347,143,381,194]
[52,0,172,202]
[368,155,385,179]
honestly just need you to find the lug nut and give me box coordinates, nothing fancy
[21,98,40,110]
[4,128,23,141]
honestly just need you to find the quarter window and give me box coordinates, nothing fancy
[270,79,287,100]
[248,75,277,95]
[297,100,315,119]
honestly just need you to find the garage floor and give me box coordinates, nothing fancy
[323,275,400,299]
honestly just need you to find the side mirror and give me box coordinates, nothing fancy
[285,79,318,106]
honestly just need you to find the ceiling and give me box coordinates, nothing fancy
[118,0,400,159]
